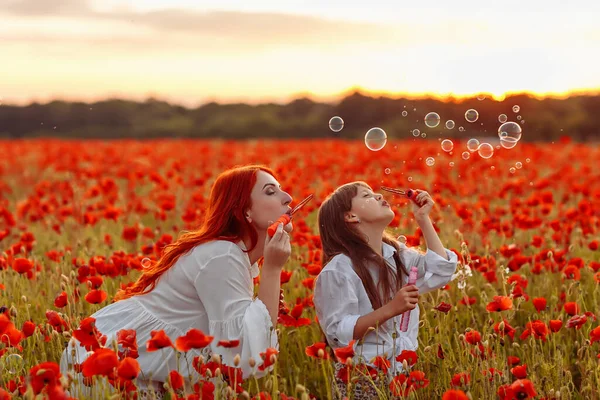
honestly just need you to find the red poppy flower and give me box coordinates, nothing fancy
[509,379,537,399]
[507,356,521,366]
[372,356,390,374]
[305,342,329,359]
[147,330,175,351]
[53,291,68,308]
[116,329,138,359]
[443,389,469,400]
[81,348,119,378]
[117,357,140,380]
[175,328,213,351]
[590,326,600,344]
[434,302,452,313]
[84,289,108,304]
[566,314,588,330]
[564,302,580,316]
[465,330,481,345]
[73,317,107,351]
[333,340,355,363]
[486,296,513,312]
[217,339,240,348]
[169,370,185,391]
[29,361,62,394]
[549,320,563,332]
[396,349,418,365]
[532,297,547,312]
[451,372,470,387]
[258,347,279,371]
[510,364,527,379]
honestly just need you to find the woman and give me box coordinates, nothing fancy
[60,165,294,397]
[314,182,458,399]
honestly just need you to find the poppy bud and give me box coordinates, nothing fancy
[248,357,256,368]
[233,354,241,367]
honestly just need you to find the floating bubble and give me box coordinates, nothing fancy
[498,122,522,142]
[449,162,455,167]
[445,120,455,129]
[424,112,441,128]
[477,143,494,159]
[520,120,525,125]
[477,94,486,101]
[509,167,516,174]
[402,110,408,117]
[141,258,152,268]
[498,114,508,123]
[512,105,520,113]
[425,157,435,166]
[465,109,479,123]
[3,354,24,374]
[328,116,344,133]
[365,128,387,151]
[384,168,391,175]
[526,158,531,163]
[462,152,470,160]
[407,176,413,182]
[516,162,523,169]
[397,235,407,244]
[500,137,518,149]
[458,126,465,132]
[467,138,480,152]
[517,115,522,121]
[412,129,420,137]
[441,139,454,152]
[421,133,427,138]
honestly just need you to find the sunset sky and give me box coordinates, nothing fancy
[1,0,600,107]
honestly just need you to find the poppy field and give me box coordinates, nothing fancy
[0,137,599,400]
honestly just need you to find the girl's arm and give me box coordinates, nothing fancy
[353,304,395,340]
[413,190,448,260]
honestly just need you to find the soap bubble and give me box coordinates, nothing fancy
[498,122,522,142]
[425,157,435,166]
[467,138,480,152]
[498,114,508,123]
[509,167,516,174]
[462,151,470,160]
[421,132,427,138]
[424,112,441,128]
[328,116,344,133]
[458,126,465,132]
[397,235,407,244]
[441,139,454,152]
[500,137,518,149]
[3,354,24,374]
[407,176,413,182]
[364,128,387,151]
[516,162,523,169]
[526,158,531,163]
[402,110,408,117]
[412,129,420,137]
[384,168,391,175]
[445,120,455,129]
[478,143,494,159]
[141,258,152,268]
[517,115,522,121]
[465,109,479,123]
[512,105,520,113]
[477,94,486,101]
[449,161,455,167]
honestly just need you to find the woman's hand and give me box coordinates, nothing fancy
[263,223,291,270]
[411,190,435,221]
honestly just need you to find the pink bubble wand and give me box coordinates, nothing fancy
[400,266,419,332]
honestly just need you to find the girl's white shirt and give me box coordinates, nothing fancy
[314,241,458,376]
[60,240,277,388]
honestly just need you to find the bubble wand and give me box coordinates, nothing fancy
[400,266,419,332]
[267,194,314,237]
[380,186,422,205]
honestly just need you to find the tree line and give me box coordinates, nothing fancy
[0,91,598,141]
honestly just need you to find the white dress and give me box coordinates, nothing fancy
[60,240,277,391]
[313,241,458,376]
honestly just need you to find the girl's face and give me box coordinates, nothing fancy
[246,171,294,233]
[345,186,395,225]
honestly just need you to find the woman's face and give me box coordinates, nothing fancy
[246,171,294,233]
[345,185,395,225]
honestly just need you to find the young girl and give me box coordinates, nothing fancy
[314,182,458,399]
[60,165,294,398]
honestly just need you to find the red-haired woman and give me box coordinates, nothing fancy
[60,165,293,398]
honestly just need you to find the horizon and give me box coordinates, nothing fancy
[2,0,600,107]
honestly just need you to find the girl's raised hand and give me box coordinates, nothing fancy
[411,190,435,220]
[263,223,291,271]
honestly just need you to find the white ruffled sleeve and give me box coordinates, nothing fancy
[314,269,361,348]
[398,243,458,294]
[194,249,278,379]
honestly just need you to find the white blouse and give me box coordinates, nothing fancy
[314,241,458,376]
[60,240,277,389]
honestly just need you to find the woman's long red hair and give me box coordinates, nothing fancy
[113,165,275,302]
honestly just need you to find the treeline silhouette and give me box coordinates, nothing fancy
[1,91,598,141]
